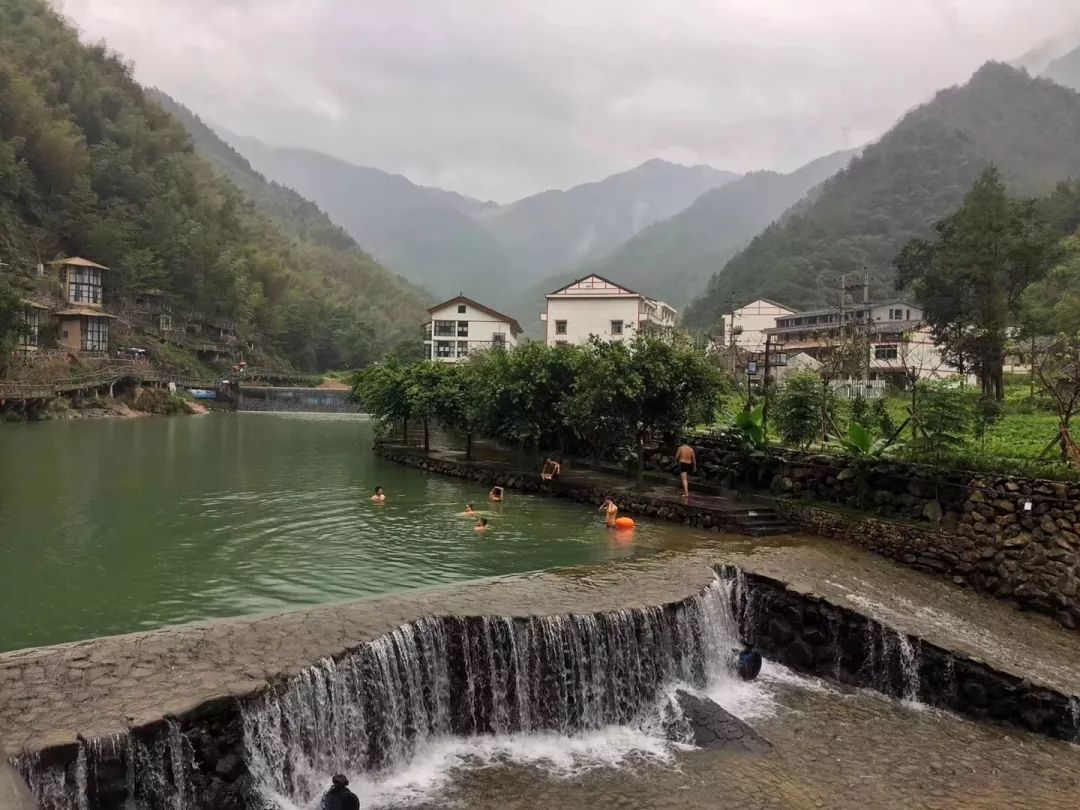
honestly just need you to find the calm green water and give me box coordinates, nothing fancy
[0,414,677,652]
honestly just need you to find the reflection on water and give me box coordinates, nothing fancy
[0,413,684,651]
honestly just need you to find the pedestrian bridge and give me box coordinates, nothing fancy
[234,385,356,413]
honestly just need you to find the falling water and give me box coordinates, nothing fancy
[243,576,743,808]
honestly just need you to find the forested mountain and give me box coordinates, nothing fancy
[478,159,737,282]
[0,0,428,370]
[223,134,514,299]
[683,63,1080,330]
[1042,45,1080,91]
[575,149,858,307]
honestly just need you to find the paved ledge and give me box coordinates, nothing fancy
[0,549,719,756]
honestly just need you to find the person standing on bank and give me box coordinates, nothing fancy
[675,443,697,499]
[321,774,360,810]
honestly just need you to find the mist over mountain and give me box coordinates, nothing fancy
[478,160,737,282]
[1042,44,1080,91]
[683,62,1080,330]
[219,134,514,300]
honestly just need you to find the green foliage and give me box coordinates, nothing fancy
[732,402,767,455]
[895,166,1058,399]
[833,421,898,459]
[684,63,1080,329]
[849,394,868,428]
[869,397,896,439]
[772,371,836,447]
[973,393,1004,451]
[910,381,972,451]
[0,275,22,374]
[0,1,427,371]
[356,336,723,476]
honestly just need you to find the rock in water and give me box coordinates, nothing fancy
[672,690,771,752]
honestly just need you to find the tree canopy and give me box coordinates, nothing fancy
[895,166,1059,399]
[0,0,427,371]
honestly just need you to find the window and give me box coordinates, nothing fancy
[20,309,39,347]
[555,340,569,348]
[906,309,911,321]
[433,320,455,337]
[874,345,898,360]
[457,304,467,314]
[889,308,903,320]
[555,320,567,335]
[66,267,102,306]
[492,333,506,348]
[160,314,172,332]
[435,340,454,358]
[82,316,108,352]
[610,320,623,336]
[457,321,469,337]
[457,341,469,357]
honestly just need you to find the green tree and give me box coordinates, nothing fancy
[353,358,411,440]
[772,371,837,448]
[895,166,1058,401]
[0,275,24,376]
[567,334,723,483]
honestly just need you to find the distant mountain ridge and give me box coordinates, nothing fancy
[1042,45,1080,92]
[478,159,738,282]
[683,62,1080,330]
[216,131,737,308]
[577,148,859,306]
[220,134,513,299]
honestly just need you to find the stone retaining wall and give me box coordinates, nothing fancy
[374,443,738,531]
[773,499,1080,631]
[646,435,1080,631]
[729,567,1080,741]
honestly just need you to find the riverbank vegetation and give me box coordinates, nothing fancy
[354,335,725,479]
[0,0,426,372]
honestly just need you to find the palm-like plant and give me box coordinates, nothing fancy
[834,421,899,459]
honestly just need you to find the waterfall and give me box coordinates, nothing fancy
[243,576,742,808]
[13,576,744,809]
[15,723,194,810]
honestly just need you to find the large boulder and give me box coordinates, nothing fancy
[671,690,771,752]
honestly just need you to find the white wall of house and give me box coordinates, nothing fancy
[425,299,519,362]
[726,299,794,352]
[544,296,642,346]
[542,275,676,346]
[868,326,968,382]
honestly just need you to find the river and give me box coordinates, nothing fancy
[0,413,684,652]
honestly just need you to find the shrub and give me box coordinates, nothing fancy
[771,371,837,447]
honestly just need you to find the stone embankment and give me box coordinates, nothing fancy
[729,567,1080,740]
[642,436,1080,631]
[373,442,786,534]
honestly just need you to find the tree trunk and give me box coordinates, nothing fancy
[423,418,430,452]
[636,434,645,488]
[402,418,408,444]
[466,432,473,461]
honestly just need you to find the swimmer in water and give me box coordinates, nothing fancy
[541,457,561,480]
[460,503,476,517]
[489,486,504,502]
[598,497,618,528]
[474,517,490,533]
[371,486,386,503]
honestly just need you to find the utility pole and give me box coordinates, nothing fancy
[762,333,772,441]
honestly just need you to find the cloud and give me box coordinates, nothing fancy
[60,0,1080,201]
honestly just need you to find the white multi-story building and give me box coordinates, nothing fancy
[540,274,677,347]
[723,298,796,352]
[423,295,522,362]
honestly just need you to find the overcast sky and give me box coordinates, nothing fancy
[59,0,1080,202]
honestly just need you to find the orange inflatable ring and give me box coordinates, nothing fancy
[614,516,635,529]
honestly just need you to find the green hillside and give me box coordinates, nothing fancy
[223,134,515,301]
[579,149,857,307]
[0,0,427,370]
[684,63,1080,330]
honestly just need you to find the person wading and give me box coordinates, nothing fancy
[321,774,360,810]
[675,443,697,499]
